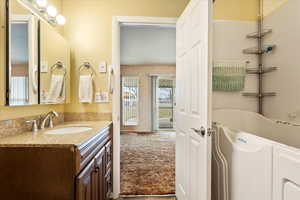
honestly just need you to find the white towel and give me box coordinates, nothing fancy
[79,75,93,103]
[47,75,65,104]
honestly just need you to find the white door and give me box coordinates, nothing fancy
[176,0,212,200]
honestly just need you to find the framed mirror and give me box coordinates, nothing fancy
[6,0,70,106]
[39,20,70,104]
[6,0,39,106]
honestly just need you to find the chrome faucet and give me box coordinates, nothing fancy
[40,111,59,129]
[26,120,39,132]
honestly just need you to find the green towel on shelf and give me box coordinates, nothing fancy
[213,63,246,91]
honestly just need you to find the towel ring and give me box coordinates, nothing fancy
[79,62,96,77]
[50,61,67,76]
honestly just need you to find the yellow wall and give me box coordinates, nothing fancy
[214,0,259,21]
[0,0,64,121]
[0,0,260,121]
[62,0,190,114]
[263,0,289,16]
[62,0,258,114]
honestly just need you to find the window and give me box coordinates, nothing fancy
[122,76,139,126]
[157,78,175,129]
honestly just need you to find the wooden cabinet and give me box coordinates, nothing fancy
[0,123,113,200]
[76,129,113,200]
[76,160,96,200]
[105,140,113,199]
[94,148,106,200]
[105,169,113,199]
[105,140,112,171]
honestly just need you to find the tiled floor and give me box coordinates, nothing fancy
[120,132,176,195]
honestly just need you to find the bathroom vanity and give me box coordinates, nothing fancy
[0,121,113,200]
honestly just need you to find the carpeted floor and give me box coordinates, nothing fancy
[117,197,176,200]
[120,132,176,195]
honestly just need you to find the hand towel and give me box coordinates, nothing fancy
[47,75,65,104]
[213,62,246,91]
[79,75,93,103]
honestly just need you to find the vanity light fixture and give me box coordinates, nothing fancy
[23,0,66,25]
[56,14,66,25]
[35,0,48,9]
[46,5,58,17]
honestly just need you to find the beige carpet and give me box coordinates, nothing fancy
[117,197,175,200]
[118,197,175,200]
[120,132,176,195]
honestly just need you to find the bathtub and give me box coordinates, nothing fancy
[212,109,300,200]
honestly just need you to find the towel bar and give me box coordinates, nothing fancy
[50,61,66,76]
[79,62,97,77]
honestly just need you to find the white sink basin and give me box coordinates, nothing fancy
[45,126,93,135]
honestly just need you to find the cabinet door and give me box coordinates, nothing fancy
[105,140,113,200]
[105,169,113,200]
[94,148,106,200]
[105,140,112,171]
[76,160,96,200]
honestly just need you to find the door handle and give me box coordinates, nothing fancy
[191,127,206,137]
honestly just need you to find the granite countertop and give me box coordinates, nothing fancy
[0,121,112,147]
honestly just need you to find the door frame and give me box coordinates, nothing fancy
[112,16,177,198]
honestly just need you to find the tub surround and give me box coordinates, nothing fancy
[212,125,273,200]
[213,109,300,200]
[213,109,300,149]
[212,20,258,113]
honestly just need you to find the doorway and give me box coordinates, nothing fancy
[113,0,212,198]
[120,66,176,195]
[113,17,176,195]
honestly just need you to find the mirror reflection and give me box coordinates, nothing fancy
[7,0,70,106]
[8,0,39,106]
[39,21,70,104]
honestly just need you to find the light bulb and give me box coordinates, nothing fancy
[46,5,57,17]
[35,0,48,8]
[56,15,66,25]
